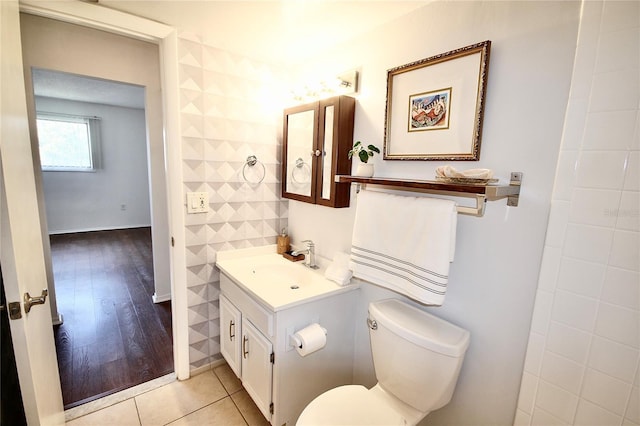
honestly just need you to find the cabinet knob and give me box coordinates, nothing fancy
[314,149,322,157]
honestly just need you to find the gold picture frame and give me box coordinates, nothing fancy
[383,40,491,161]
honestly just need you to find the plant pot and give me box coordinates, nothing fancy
[354,163,374,177]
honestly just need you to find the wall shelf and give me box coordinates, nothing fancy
[336,172,522,217]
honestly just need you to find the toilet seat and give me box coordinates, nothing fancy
[296,385,406,425]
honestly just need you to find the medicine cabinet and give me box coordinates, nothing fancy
[281,95,355,208]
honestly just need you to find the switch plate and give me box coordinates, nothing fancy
[186,192,208,213]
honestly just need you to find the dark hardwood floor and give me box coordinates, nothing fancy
[50,228,173,409]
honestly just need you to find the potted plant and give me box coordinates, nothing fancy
[348,141,380,177]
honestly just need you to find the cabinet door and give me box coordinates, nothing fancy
[282,103,318,203]
[241,318,273,421]
[219,295,242,377]
[316,96,355,208]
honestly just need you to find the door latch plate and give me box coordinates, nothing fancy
[8,302,22,320]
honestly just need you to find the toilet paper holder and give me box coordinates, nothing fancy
[288,323,327,356]
[290,334,303,349]
[289,326,327,348]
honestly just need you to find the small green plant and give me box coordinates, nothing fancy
[348,141,380,163]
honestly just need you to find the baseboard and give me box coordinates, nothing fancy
[48,224,152,235]
[190,358,227,377]
[152,292,171,303]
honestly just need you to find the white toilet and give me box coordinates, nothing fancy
[297,298,470,425]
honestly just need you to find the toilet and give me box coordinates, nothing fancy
[297,298,470,425]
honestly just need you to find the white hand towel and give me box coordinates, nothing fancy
[350,190,457,305]
[324,252,353,286]
[436,165,493,179]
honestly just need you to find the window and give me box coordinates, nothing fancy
[36,114,101,172]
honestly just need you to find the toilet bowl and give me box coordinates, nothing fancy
[297,385,406,425]
[297,299,470,425]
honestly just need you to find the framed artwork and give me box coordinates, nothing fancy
[383,40,491,161]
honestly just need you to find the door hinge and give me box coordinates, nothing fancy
[269,402,274,414]
[171,237,175,247]
[270,352,274,364]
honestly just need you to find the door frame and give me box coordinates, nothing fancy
[19,0,190,380]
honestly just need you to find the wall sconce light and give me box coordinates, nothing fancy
[336,69,358,93]
[290,69,359,103]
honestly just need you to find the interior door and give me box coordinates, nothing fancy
[0,1,65,424]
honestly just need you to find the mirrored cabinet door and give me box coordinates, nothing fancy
[282,103,319,203]
[319,104,335,202]
[282,96,355,208]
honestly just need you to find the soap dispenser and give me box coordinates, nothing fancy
[277,228,290,254]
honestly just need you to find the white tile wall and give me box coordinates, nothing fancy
[177,32,288,370]
[515,1,640,425]
[516,1,640,424]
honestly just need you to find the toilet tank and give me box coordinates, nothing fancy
[368,299,470,413]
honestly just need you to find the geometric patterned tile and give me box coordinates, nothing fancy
[185,225,207,246]
[189,340,210,365]
[208,318,221,339]
[179,64,203,91]
[182,160,206,183]
[182,137,205,160]
[186,283,208,306]
[208,281,221,301]
[189,322,209,345]
[208,299,220,322]
[186,264,208,287]
[180,89,203,115]
[208,340,221,361]
[185,244,207,267]
[180,113,204,138]
[216,182,240,203]
[188,303,209,326]
[178,39,202,67]
[179,36,289,369]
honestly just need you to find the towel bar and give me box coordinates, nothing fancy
[337,172,522,217]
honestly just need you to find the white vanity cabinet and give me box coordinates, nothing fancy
[218,269,358,426]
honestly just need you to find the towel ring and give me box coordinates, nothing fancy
[242,155,265,184]
[292,157,311,184]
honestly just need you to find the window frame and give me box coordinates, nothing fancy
[36,113,102,172]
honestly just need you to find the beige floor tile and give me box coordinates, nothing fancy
[66,399,140,426]
[231,389,270,426]
[214,363,242,395]
[167,397,247,426]
[135,371,227,425]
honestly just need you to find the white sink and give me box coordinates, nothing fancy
[216,245,358,311]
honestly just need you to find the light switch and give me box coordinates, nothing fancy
[186,192,208,213]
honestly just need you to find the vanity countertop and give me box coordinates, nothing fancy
[216,245,359,312]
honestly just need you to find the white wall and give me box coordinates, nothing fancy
[37,96,151,233]
[516,1,640,424]
[287,1,581,424]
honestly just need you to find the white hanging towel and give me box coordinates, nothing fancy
[350,190,457,305]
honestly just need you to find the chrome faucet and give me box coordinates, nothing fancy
[291,240,319,269]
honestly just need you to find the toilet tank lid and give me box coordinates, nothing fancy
[369,299,470,357]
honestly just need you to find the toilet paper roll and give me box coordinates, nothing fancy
[293,323,327,357]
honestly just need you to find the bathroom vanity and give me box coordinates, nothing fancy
[216,246,359,425]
